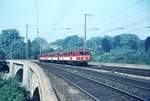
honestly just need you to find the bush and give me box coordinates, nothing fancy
[0,77,30,101]
[0,61,9,72]
[95,47,150,64]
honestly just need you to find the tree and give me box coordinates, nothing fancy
[101,37,111,52]
[112,34,140,49]
[113,35,121,48]
[0,49,5,60]
[0,29,25,59]
[87,37,102,51]
[63,35,83,50]
[145,36,150,52]
[12,39,25,59]
[31,37,48,59]
[0,29,22,47]
[138,40,145,50]
[0,49,8,72]
[41,47,54,54]
[50,35,83,51]
[128,39,138,50]
[98,47,150,64]
[51,39,64,46]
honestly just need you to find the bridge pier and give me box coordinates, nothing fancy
[23,64,30,90]
[9,62,14,77]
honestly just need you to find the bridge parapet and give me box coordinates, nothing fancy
[6,60,58,101]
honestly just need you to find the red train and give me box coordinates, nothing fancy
[38,50,92,65]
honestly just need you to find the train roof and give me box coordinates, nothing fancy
[39,49,91,56]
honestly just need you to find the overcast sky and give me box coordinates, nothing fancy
[0,0,150,42]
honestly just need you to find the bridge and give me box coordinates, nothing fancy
[3,60,150,101]
[6,60,58,101]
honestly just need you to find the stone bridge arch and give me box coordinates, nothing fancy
[16,68,23,82]
[32,87,41,101]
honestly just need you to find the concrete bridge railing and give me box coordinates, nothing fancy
[6,60,58,101]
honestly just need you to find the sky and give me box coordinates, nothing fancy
[0,0,150,42]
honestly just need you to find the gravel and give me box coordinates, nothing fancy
[37,62,144,101]
[44,70,95,101]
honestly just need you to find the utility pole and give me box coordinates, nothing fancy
[84,14,87,50]
[10,43,13,59]
[40,42,42,54]
[9,39,13,59]
[84,14,92,50]
[35,0,41,54]
[35,0,39,38]
[26,24,29,59]
[36,23,41,54]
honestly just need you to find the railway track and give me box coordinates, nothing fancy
[36,62,149,101]
[53,64,150,100]
[64,65,150,90]
[88,65,150,77]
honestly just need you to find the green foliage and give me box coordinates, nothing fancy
[51,39,64,46]
[113,34,140,49]
[101,37,111,52]
[0,77,29,101]
[0,28,149,65]
[12,39,26,59]
[0,29,25,59]
[113,35,121,48]
[87,37,102,51]
[0,29,53,59]
[41,47,54,54]
[86,34,149,65]
[0,61,8,72]
[91,51,103,62]
[145,36,150,51]
[50,33,150,64]
[0,49,5,60]
[127,39,138,50]
[51,35,84,51]
[31,37,48,59]
[64,35,83,48]
[96,47,150,64]
[0,29,22,47]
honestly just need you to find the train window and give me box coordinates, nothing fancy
[80,52,84,55]
[80,52,89,55]
[73,52,75,56]
[70,52,72,56]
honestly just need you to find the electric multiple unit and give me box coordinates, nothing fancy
[38,50,91,65]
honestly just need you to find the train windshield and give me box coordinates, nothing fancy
[80,51,89,55]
